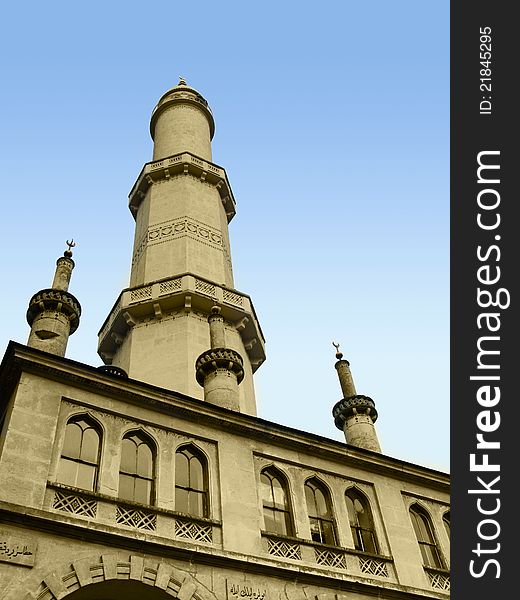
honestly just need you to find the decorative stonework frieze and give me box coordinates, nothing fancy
[174,518,213,543]
[130,286,152,303]
[333,394,378,428]
[195,279,217,297]
[358,556,389,577]
[26,288,82,333]
[425,567,450,591]
[314,547,347,569]
[223,289,243,307]
[266,537,302,560]
[128,152,235,222]
[195,348,244,385]
[53,490,97,518]
[160,278,182,294]
[116,505,157,530]
[132,216,223,267]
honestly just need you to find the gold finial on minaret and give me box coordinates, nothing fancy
[332,341,343,360]
[65,239,76,258]
[178,76,187,86]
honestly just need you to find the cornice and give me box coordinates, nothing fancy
[128,152,236,222]
[96,273,266,371]
[0,500,448,600]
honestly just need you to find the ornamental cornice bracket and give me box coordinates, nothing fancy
[128,152,236,222]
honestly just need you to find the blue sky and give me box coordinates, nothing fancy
[0,1,449,471]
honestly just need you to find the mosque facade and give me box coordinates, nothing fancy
[0,80,449,600]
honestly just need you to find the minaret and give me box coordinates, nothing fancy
[195,305,244,411]
[331,343,381,452]
[98,79,265,414]
[26,241,81,357]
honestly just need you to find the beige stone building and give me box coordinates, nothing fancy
[0,80,449,600]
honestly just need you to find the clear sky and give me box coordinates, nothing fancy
[0,1,449,472]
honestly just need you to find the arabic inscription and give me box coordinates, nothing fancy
[0,530,37,567]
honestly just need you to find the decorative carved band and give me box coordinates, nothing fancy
[160,278,182,294]
[174,517,213,543]
[314,547,347,569]
[332,394,378,428]
[53,490,97,518]
[223,289,244,307]
[266,537,302,560]
[128,153,236,222]
[130,286,153,303]
[115,505,157,531]
[195,347,244,385]
[26,288,81,333]
[195,279,216,297]
[132,217,223,267]
[425,567,450,591]
[358,556,389,577]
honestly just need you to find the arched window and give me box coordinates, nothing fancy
[260,467,293,536]
[304,478,337,545]
[345,488,378,554]
[409,504,443,568]
[175,445,208,517]
[119,431,155,505]
[443,511,450,539]
[57,415,101,491]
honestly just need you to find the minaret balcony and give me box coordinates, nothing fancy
[98,273,265,372]
[128,152,236,222]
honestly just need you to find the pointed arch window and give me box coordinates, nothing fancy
[409,504,443,568]
[345,488,378,554]
[304,478,337,545]
[119,431,155,505]
[57,416,101,491]
[175,445,208,517]
[260,467,293,536]
[443,511,450,539]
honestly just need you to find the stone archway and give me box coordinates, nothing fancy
[21,554,218,600]
[64,580,174,599]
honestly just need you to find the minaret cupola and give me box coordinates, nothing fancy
[150,76,215,162]
[26,241,81,357]
[331,342,381,453]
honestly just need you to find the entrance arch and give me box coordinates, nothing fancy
[65,579,175,599]
[22,554,218,600]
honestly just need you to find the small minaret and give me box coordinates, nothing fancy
[331,342,381,453]
[195,306,244,411]
[26,241,81,357]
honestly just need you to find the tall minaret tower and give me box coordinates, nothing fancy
[331,343,381,452]
[26,241,81,357]
[98,79,265,414]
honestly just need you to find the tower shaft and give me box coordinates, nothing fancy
[98,81,265,414]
